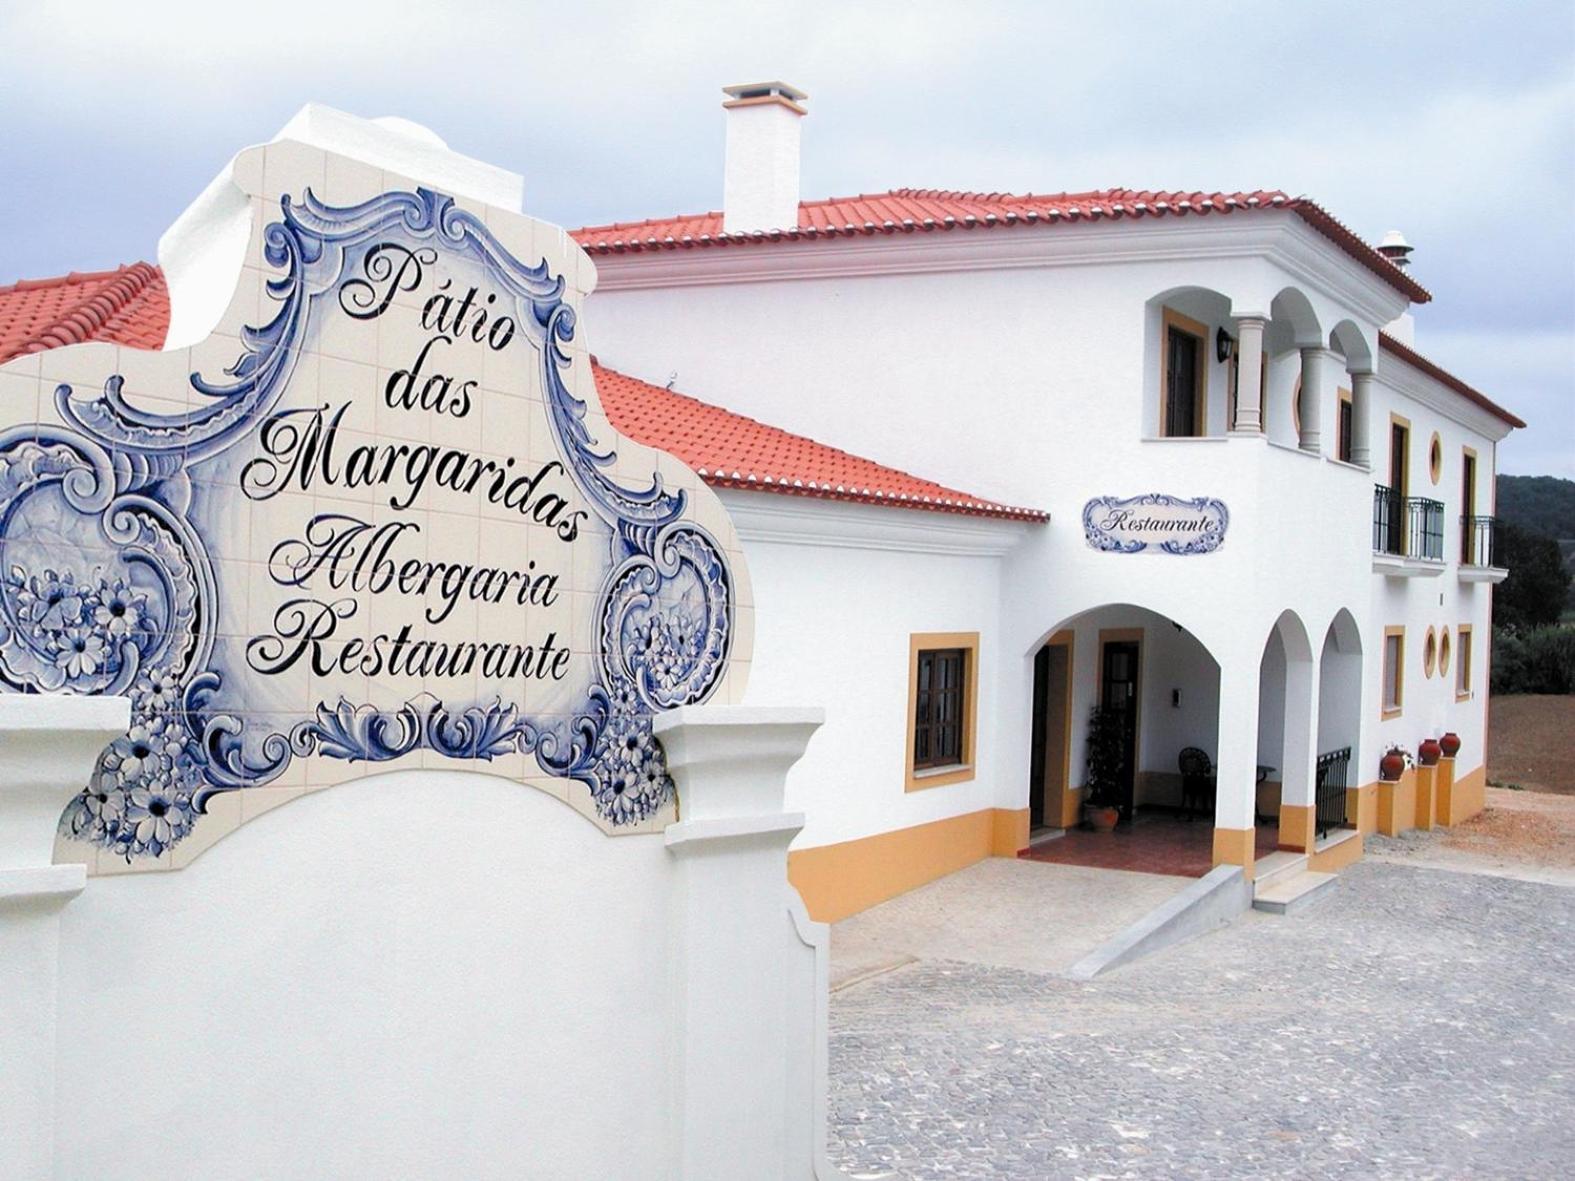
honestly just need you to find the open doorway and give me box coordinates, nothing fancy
[1099,636,1142,826]
[1029,633,1073,831]
[1021,604,1236,876]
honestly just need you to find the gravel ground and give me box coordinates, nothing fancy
[827,861,1575,1180]
[1366,787,1575,884]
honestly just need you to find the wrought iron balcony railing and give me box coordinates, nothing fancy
[1373,486,1444,561]
[1461,515,1498,567]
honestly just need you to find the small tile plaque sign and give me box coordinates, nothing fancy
[1082,493,1229,555]
[0,141,750,869]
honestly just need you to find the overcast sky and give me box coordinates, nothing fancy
[2,0,1570,476]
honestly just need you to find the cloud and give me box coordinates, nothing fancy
[2,0,1569,474]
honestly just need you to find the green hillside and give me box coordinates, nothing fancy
[1497,475,1575,539]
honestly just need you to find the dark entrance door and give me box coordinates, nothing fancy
[1165,325,1201,437]
[1100,640,1140,825]
[1030,646,1049,829]
[1028,642,1073,831]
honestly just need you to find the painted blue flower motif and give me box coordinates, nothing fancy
[14,567,88,635]
[587,696,672,825]
[92,576,147,638]
[55,626,108,678]
[632,610,704,696]
[136,666,181,713]
[119,779,197,859]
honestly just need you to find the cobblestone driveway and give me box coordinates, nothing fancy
[827,861,1574,1180]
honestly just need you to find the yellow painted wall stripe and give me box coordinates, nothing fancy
[788,807,1028,923]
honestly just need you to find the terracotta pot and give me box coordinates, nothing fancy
[1085,805,1120,833]
[1380,751,1406,782]
[1440,732,1462,759]
[1418,737,1442,767]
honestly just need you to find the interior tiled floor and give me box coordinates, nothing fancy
[1018,810,1278,877]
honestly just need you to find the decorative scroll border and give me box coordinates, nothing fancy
[0,187,733,860]
[1081,493,1229,555]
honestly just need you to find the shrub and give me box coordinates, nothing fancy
[1491,626,1575,695]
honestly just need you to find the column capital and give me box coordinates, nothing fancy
[0,694,129,873]
[655,705,823,822]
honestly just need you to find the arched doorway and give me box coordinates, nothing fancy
[1314,610,1363,839]
[1022,603,1230,878]
[1260,610,1317,852]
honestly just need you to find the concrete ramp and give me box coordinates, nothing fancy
[1066,865,1252,979]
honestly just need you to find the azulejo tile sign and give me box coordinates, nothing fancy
[1082,493,1229,554]
[0,145,750,868]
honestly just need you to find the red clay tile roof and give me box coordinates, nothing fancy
[593,364,1045,520]
[1379,332,1526,429]
[0,264,169,362]
[0,265,1045,521]
[571,187,1432,304]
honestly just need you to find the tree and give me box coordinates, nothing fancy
[1494,520,1572,632]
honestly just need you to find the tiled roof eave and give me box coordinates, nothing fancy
[1378,333,1524,429]
[701,473,1047,521]
[572,190,1430,305]
[0,262,165,364]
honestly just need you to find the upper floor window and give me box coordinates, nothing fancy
[1161,309,1208,438]
[1337,389,1354,463]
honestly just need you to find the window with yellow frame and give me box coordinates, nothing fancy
[906,632,980,790]
[1382,626,1405,717]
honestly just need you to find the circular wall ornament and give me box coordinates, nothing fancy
[1439,627,1452,678]
[1423,626,1438,677]
[1429,432,1443,484]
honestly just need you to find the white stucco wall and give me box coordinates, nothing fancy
[584,214,1512,832]
[723,493,1014,849]
[53,772,676,1180]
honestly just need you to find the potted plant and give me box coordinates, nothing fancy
[1418,736,1443,766]
[1439,731,1461,759]
[1380,745,1413,782]
[1083,705,1126,832]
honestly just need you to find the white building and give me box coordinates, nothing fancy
[569,83,1522,919]
[0,88,1521,924]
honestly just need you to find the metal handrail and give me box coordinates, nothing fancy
[1372,486,1444,560]
[1461,515,1497,567]
[1315,746,1351,838]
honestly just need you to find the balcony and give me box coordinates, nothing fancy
[1372,485,1446,577]
[1459,514,1509,584]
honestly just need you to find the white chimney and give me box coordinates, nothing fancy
[721,81,807,234]
[1376,230,1417,346]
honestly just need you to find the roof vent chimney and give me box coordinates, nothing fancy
[1376,229,1414,270]
[722,81,807,235]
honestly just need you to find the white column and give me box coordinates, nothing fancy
[1298,346,1336,454]
[1230,315,1267,433]
[1350,370,1375,469]
[655,704,839,1181]
[0,695,128,1181]
[1278,651,1320,815]
[1213,660,1261,839]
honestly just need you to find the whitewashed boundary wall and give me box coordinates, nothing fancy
[1,698,847,1180]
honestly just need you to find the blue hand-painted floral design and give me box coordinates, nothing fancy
[0,185,736,861]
